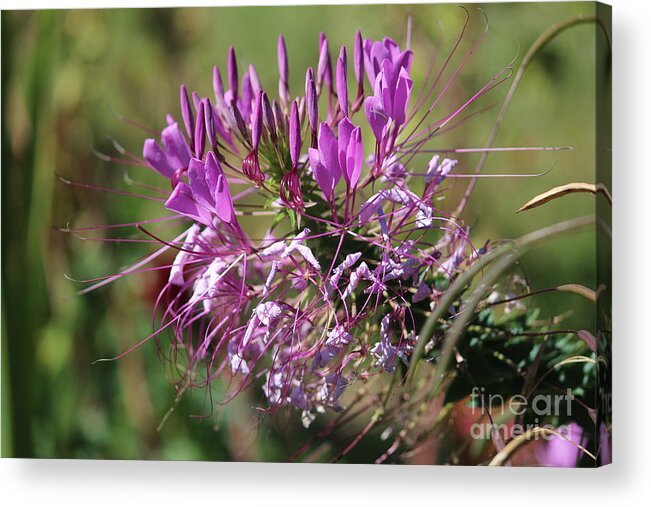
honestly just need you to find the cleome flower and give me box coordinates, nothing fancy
[83,21,525,426]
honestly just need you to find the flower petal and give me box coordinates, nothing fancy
[188,158,214,210]
[364,96,388,142]
[165,182,211,227]
[143,139,175,178]
[309,147,334,201]
[345,127,363,188]
[161,122,192,170]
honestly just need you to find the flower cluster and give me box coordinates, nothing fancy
[137,29,501,426]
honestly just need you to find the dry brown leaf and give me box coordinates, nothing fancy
[517,182,612,213]
[556,284,597,302]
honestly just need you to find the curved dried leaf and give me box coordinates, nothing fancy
[557,284,596,302]
[517,182,612,213]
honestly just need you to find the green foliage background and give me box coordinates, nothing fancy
[2,2,598,460]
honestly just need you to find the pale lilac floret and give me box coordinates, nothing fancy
[313,325,353,369]
[327,252,362,294]
[169,223,202,286]
[426,155,458,186]
[370,314,413,373]
[359,187,433,229]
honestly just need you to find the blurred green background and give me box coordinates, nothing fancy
[2,2,598,460]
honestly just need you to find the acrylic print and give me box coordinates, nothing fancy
[1,2,611,465]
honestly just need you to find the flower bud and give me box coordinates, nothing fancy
[336,46,348,117]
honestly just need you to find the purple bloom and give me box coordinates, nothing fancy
[537,423,588,467]
[308,117,363,198]
[339,119,363,188]
[165,152,235,226]
[425,155,458,187]
[313,325,353,369]
[86,23,524,432]
[373,61,413,129]
[155,122,192,175]
[168,223,202,286]
[143,138,175,179]
[370,314,413,373]
[359,187,433,229]
[308,123,340,201]
[363,37,413,86]
[327,252,362,294]
[364,95,388,143]
[362,37,413,156]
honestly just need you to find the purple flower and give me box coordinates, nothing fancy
[370,314,413,373]
[168,223,202,286]
[87,24,526,432]
[339,119,363,188]
[363,37,413,86]
[165,152,235,226]
[537,423,588,467]
[313,325,353,369]
[308,123,340,201]
[308,118,362,198]
[327,252,362,294]
[375,61,413,129]
[362,37,413,150]
[359,187,433,229]
[143,138,175,179]
[364,95,388,144]
[425,155,458,187]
